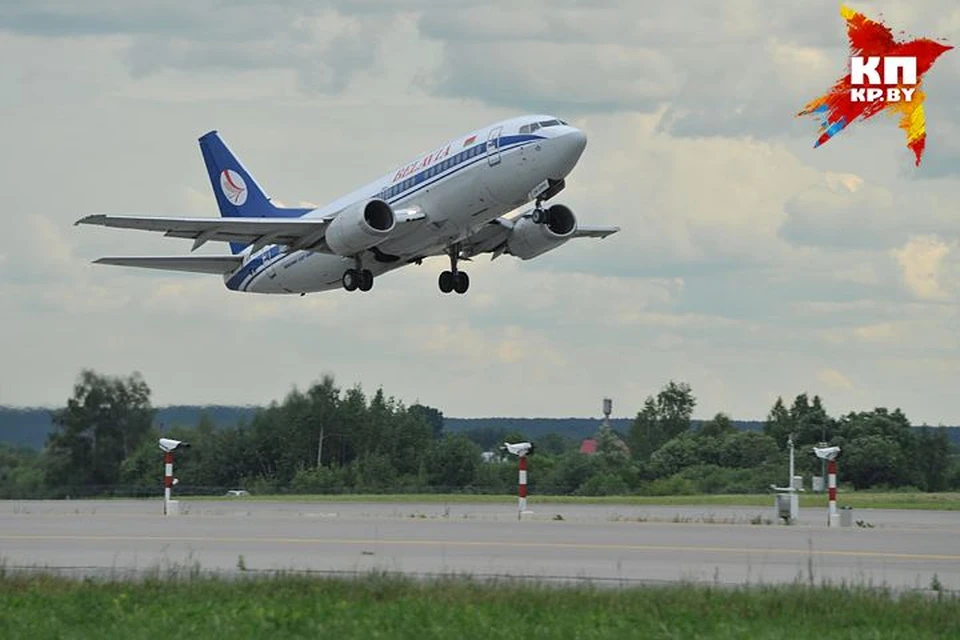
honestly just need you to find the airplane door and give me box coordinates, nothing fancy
[486,126,502,166]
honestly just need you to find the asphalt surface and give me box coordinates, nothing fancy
[1,499,958,590]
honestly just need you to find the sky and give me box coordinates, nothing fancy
[1,1,958,425]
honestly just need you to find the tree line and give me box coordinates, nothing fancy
[0,370,957,499]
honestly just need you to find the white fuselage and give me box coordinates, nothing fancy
[224,115,587,294]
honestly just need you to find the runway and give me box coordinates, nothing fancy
[2,499,958,590]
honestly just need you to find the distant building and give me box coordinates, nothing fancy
[580,424,630,457]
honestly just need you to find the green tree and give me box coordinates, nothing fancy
[628,397,660,461]
[424,434,481,490]
[699,413,736,439]
[535,433,571,455]
[656,381,696,439]
[628,381,696,461]
[648,433,701,478]
[595,424,629,462]
[719,431,779,469]
[45,370,155,492]
[763,397,792,446]
[841,435,908,489]
[915,426,952,492]
[793,395,833,446]
[409,403,445,439]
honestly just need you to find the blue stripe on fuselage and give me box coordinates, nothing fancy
[226,134,543,292]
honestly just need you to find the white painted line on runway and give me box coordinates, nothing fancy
[2,534,959,562]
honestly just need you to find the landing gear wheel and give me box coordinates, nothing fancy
[453,271,469,294]
[438,270,454,293]
[532,205,550,225]
[342,269,359,292]
[358,269,374,292]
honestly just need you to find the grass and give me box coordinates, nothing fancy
[192,491,960,511]
[0,571,956,639]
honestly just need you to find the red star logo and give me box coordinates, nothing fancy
[798,5,952,166]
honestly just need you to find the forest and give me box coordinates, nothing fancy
[0,369,957,499]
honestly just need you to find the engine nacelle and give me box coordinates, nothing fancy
[507,204,577,260]
[325,199,396,256]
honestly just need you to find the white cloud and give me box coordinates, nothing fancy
[852,323,900,343]
[892,236,953,300]
[817,368,854,391]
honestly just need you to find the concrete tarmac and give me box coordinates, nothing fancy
[1,499,958,590]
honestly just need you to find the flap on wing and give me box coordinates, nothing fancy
[76,214,332,252]
[459,218,514,259]
[94,256,243,275]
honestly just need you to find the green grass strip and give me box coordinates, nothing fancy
[0,571,956,639]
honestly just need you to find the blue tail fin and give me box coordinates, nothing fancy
[198,131,310,254]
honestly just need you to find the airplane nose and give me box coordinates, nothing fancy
[551,128,587,177]
[566,129,587,155]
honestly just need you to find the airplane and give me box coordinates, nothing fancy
[76,115,619,295]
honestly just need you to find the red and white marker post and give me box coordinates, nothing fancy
[502,442,534,520]
[518,454,528,519]
[163,450,174,515]
[813,445,841,527]
[159,438,189,516]
[827,458,838,527]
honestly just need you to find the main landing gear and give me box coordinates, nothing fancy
[342,256,373,292]
[439,243,469,295]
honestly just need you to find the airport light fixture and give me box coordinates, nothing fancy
[158,438,190,516]
[501,441,534,519]
[813,445,841,527]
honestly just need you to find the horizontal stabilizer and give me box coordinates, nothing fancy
[93,256,243,275]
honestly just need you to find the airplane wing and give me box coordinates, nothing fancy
[460,215,620,260]
[571,225,620,239]
[93,256,243,274]
[76,209,427,254]
[75,214,333,252]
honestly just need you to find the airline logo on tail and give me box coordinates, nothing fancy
[220,169,247,205]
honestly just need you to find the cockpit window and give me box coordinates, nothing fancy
[521,119,568,133]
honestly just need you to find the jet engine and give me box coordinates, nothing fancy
[507,204,577,260]
[325,199,396,256]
